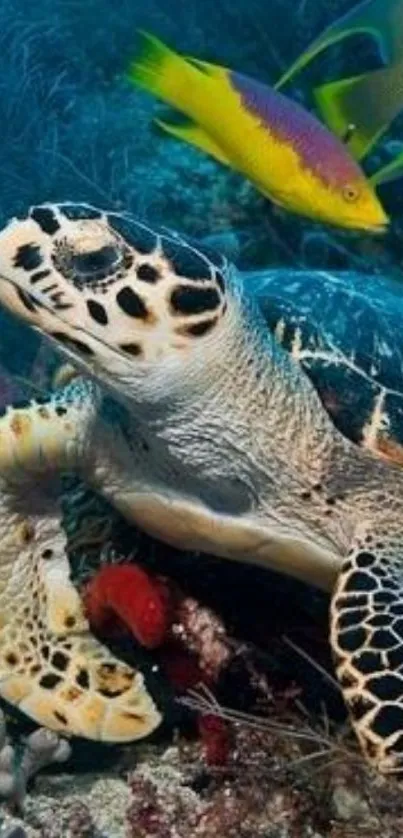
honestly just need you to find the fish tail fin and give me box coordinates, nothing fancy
[127,31,205,114]
[314,62,403,160]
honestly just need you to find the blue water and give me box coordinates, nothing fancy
[0,0,377,229]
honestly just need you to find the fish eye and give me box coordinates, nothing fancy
[342,184,361,203]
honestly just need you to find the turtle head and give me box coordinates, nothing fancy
[0,203,234,404]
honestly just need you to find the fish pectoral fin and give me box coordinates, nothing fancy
[154,118,231,166]
[276,0,403,89]
[371,150,403,185]
[314,74,370,159]
[314,62,403,161]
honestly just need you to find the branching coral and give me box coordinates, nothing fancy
[0,709,71,812]
[0,826,28,838]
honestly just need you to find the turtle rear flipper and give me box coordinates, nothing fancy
[332,535,403,775]
[0,475,162,741]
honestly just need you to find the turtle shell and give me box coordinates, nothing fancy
[247,268,403,462]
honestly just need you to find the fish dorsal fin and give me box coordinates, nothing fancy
[185,55,229,83]
[276,0,403,89]
[313,62,403,160]
[154,118,231,166]
[185,56,217,75]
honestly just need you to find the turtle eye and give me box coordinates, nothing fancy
[342,184,361,203]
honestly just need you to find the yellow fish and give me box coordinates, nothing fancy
[127,33,388,233]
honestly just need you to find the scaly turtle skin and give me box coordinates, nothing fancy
[1,204,403,775]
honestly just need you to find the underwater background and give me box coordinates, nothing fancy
[1,0,401,255]
[1,0,403,394]
[1,0,403,835]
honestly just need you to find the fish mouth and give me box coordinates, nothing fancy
[364,204,390,235]
[340,222,388,238]
[341,214,389,235]
[365,220,389,235]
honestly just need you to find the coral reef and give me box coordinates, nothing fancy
[0,706,401,838]
[122,718,403,838]
[8,773,130,837]
[0,826,28,838]
[0,499,400,834]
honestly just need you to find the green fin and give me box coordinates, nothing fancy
[155,118,231,166]
[127,30,203,111]
[276,0,403,89]
[371,150,403,185]
[127,30,177,93]
[314,62,403,160]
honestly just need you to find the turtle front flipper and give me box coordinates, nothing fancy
[331,535,403,775]
[0,474,162,742]
[0,375,101,480]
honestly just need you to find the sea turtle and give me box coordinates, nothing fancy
[0,204,402,776]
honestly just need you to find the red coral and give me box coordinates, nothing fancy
[197,713,232,767]
[83,563,172,649]
[159,644,208,693]
[83,562,233,768]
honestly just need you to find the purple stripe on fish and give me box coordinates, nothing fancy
[229,70,363,189]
